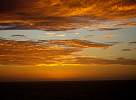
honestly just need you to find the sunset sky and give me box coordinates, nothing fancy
[0,0,136,81]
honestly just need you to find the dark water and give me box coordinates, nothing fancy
[0,81,135,100]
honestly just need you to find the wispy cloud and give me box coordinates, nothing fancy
[0,0,136,31]
[48,39,112,48]
[0,39,135,66]
[129,41,136,44]
[0,39,80,65]
[75,57,136,65]
[1,0,136,18]
[122,48,136,52]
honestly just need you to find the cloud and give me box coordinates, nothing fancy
[0,0,37,12]
[122,48,136,52]
[0,0,136,20]
[106,41,121,44]
[48,39,112,48]
[75,57,136,65]
[0,0,17,12]
[0,39,80,65]
[99,28,123,31]
[0,16,135,31]
[129,41,136,44]
[0,25,16,30]
[0,23,32,30]
[0,39,112,66]
[0,39,135,67]
[122,49,132,51]
[11,35,25,37]
[28,18,92,31]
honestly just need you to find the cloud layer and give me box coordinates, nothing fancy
[0,39,135,66]
[0,0,136,19]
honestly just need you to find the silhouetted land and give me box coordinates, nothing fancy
[0,80,135,100]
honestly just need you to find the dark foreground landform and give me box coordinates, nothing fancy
[0,80,135,100]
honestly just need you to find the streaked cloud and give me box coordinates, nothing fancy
[0,0,136,31]
[0,39,80,65]
[11,34,25,37]
[75,57,136,65]
[0,0,136,18]
[129,41,136,44]
[122,48,136,52]
[99,28,123,31]
[48,39,112,48]
[0,39,135,67]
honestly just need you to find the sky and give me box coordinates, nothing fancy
[0,0,136,19]
[0,0,136,81]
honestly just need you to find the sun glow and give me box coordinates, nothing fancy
[0,0,136,81]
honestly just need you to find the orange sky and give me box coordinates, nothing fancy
[0,0,136,20]
[0,38,136,81]
[0,0,136,81]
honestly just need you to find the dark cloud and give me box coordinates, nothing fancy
[99,28,123,31]
[27,17,94,31]
[11,35,25,37]
[122,49,131,51]
[129,41,136,44]
[0,0,36,12]
[0,0,136,20]
[0,0,17,12]
[122,48,136,51]
[48,39,112,48]
[0,24,17,30]
[0,23,33,30]
[75,57,136,65]
[106,42,121,44]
